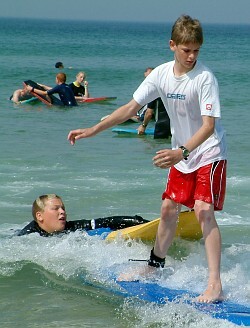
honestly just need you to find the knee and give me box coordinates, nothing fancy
[161,199,180,223]
[194,201,214,225]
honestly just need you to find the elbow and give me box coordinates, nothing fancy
[207,125,215,137]
[204,125,214,139]
[127,99,141,115]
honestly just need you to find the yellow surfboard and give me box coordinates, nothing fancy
[106,210,202,242]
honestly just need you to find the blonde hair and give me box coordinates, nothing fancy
[32,194,63,221]
[76,71,86,79]
[171,15,203,46]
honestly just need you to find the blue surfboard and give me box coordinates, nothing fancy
[84,228,250,326]
[112,127,155,136]
[117,281,250,326]
[86,227,112,238]
[19,97,39,104]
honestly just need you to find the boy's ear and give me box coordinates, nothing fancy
[36,211,43,223]
[169,40,176,51]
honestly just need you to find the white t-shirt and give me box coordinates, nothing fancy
[133,61,227,173]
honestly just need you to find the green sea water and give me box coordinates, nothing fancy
[0,18,249,327]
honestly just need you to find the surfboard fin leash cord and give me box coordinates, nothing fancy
[128,259,148,262]
[129,249,165,268]
[130,249,166,267]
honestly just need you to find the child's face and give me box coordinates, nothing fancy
[77,74,85,84]
[36,198,67,233]
[170,41,201,72]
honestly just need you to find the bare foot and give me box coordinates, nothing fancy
[196,282,224,303]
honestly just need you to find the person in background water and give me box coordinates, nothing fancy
[67,15,227,303]
[137,97,171,139]
[131,67,154,122]
[55,61,73,70]
[55,61,64,69]
[26,73,77,107]
[10,86,33,103]
[133,68,171,139]
[18,194,148,237]
[69,71,90,101]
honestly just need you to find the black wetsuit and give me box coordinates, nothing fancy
[17,215,148,237]
[69,83,86,97]
[147,98,171,139]
[47,83,77,106]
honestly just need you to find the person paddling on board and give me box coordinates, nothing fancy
[17,194,148,237]
[67,15,227,303]
[26,73,77,107]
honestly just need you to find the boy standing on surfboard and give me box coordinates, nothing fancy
[67,15,227,303]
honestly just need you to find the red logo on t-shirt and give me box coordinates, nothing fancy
[206,104,212,110]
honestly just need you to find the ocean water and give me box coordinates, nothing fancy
[0,17,249,327]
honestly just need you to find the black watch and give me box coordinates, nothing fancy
[179,146,190,160]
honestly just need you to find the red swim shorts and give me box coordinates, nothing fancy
[162,160,227,210]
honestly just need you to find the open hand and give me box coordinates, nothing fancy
[67,127,96,145]
[153,148,182,169]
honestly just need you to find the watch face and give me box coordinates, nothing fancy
[180,146,189,159]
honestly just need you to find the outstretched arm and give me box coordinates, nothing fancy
[37,83,52,91]
[26,85,47,96]
[68,99,141,145]
[26,85,52,103]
